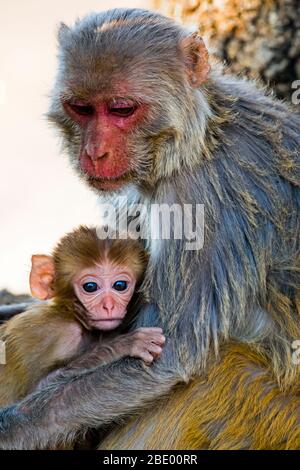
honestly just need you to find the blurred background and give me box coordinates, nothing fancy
[0,0,299,298]
[0,0,149,297]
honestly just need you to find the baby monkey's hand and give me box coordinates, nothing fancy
[98,328,165,364]
[125,327,166,364]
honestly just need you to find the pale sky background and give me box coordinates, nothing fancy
[0,0,150,294]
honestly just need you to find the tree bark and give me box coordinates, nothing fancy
[154,0,300,107]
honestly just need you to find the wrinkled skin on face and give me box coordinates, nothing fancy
[62,93,148,192]
[30,252,138,332]
[48,12,209,194]
[73,260,136,331]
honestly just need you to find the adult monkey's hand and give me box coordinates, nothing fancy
[0,338,182,449]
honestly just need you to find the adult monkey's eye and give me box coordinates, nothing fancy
[82,282,99,293]
[67,101,94,116]
[112,280,128,291]
[109,99,136,117]
[109,107,135,117]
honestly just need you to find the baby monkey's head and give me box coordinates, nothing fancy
[30,226,148,331]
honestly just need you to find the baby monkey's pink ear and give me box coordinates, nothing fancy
[30,255,55,300]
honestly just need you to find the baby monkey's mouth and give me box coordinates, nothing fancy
[90,318,123,331]
[95,318,123,322]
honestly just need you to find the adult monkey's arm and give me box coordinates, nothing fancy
[0,336,184,449]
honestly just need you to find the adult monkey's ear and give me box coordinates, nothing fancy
[30,255,56,300]
[57,22,71,44]
[181,32,210,87]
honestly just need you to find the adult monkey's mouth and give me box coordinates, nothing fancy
[86,171,136,191]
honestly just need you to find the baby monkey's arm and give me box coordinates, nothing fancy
[36,327,165,389]
[94,327,165,365]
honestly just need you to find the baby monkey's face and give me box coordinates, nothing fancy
[73,260,137,331]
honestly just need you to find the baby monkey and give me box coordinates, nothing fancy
[0,226,165,407]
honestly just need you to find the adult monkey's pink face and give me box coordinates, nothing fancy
[48,10,210,192]
[62,93,148,192]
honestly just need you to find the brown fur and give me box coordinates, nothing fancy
[0,305,82,407]
[52,225,148,304]
[100,342,300,450]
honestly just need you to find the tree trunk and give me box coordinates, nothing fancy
[153,0,300,107]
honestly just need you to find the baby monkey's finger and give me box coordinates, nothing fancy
[140,351,154,364]
[149,334,166,346]
[147,343,163,357]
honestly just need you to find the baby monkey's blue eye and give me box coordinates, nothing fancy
[113,280,128,291]
[82,282,98,293]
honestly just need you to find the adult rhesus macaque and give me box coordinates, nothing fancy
[0,226,164,407]
[0,8,299,449]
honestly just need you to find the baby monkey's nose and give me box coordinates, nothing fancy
[102,297,115,316]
